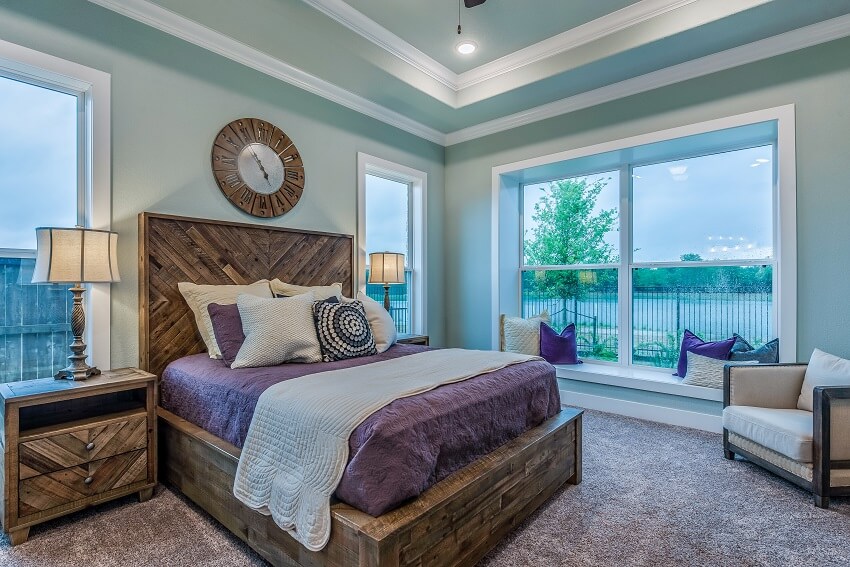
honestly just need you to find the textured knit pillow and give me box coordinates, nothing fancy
[178,280,272,359]
[675,330,736,378]
[270,279,343,300]
[540,322,581,365]
[729,334,780,363]
[231,292,322,368]
[313,300,377,362]
[797,349,850,411]
[500,311,550,355]
[682,352,756,389]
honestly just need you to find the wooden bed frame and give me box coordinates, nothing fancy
[139,212,582,567]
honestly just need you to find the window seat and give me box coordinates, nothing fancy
[555,363,723,402]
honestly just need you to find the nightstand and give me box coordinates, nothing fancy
[0,367,157,545]
[397,334,429,346]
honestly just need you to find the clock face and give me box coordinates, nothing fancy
[211,118,305,218]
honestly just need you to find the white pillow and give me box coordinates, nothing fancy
[500,311,550,356]
[682,352,757,389]
[270,279,342,300]
[797,349,850,411]
[355,292,397,353]
[232,292,322,368]
[177,280,272,359]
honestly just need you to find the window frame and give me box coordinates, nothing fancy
[493,105,797,365]
[0,38,112,370]
[357,152,427,335]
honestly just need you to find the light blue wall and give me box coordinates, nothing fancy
[445,37,850,360]
[0,0,446,367]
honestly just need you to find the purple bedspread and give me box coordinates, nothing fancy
[160,344,560,516]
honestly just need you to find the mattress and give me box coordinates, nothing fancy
[160,344,560,516]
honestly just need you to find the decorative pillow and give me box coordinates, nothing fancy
[539,323,581,365]
[313,300,378,362]
[675,330,736,378]
[729,334,779,363]
[797,349,850,411]
[207,303,244,366]
[353,292,397,353]
[270,279,342,300]
[178,280,272,359]
[232,292,322,369]
[682,351,757,389]
[500,311,550,356]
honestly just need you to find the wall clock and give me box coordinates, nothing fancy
[211,118,305,218]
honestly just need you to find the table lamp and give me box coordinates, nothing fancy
[32,227,120,380]
[368,252,405,312]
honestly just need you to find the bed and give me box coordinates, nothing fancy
[139,212,582,567]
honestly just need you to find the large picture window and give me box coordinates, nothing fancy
[508,110,795,371]
[0,39,111,382]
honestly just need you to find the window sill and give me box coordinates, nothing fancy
[555,363,723,402]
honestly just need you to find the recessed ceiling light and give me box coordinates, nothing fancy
[456,41,477,55]
[755,158,770,163]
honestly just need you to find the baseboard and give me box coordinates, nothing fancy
[561,390,723,433]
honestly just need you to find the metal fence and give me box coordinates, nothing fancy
[0,258,73,382]
[364,268,412,335]
[523,285,773,368]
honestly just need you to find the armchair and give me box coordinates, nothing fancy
[723,363,850,508]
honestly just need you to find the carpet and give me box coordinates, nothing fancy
[2,410,848,566]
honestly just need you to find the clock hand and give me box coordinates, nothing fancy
[248,146,272,185]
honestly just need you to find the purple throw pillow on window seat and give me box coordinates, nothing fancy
[675,329,736,378]
[207,303,245,366]
[539,322,582,365]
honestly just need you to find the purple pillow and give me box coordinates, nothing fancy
[675,329,735,377]
[207,303,245,366]
[540,322,582,365]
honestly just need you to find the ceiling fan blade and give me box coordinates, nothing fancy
[464,0,486,7]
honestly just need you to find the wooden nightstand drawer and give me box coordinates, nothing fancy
[18,410,148,479]
[18,449,148,517]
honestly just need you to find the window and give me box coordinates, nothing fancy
[498,107,796,370]
[0,39,111,382]
[358,153,426,336]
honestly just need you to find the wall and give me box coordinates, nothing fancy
[0,0,446,367]
[445,36,850,360]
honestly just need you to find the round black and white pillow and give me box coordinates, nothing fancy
[312,300,378,362]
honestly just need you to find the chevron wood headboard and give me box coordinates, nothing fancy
[138,212,354,378]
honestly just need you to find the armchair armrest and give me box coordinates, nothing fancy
[723,363,807,409]
[813,386,850,502]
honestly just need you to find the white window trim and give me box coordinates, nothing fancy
[357,152,427,335]
[0,39,112,370]
[492,105,797,363]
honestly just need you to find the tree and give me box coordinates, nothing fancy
[524,177,618,298]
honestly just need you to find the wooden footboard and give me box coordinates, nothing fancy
[158,407,582,567]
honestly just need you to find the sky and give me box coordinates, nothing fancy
[365,174,409,264]
[0,76,78,250]
[523,145,774,264]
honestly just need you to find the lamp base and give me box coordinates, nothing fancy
[55,365,101,381]
[55,284,100,381]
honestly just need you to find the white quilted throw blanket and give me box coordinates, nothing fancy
[233,348,539,551]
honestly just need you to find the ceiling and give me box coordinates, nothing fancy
[89,0,850,145]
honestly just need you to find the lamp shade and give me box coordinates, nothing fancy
[32,227,120,284]
[368,252,405,284]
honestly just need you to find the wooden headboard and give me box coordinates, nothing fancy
[138,212,354,378]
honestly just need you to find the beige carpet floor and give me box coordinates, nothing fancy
[2,410,849,566]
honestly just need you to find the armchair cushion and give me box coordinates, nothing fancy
[798,349,850,411]
[723,406,813,462]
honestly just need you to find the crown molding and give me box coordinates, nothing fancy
[445,13,850,145]
[300,0,458,91]
[454,0,699,89]
[86,0,447,145]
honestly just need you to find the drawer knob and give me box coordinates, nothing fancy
[85,442,95,451]
[84,476,93,485]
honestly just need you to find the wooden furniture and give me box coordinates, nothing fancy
[1,367,157,545]
[140,212,581,567]
[723,363,850,508]
[396,334,429,346]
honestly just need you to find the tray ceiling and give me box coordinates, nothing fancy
[88,0,850,145]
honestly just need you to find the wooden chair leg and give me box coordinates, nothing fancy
[724,449,735,460]
[814,494,830,509]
